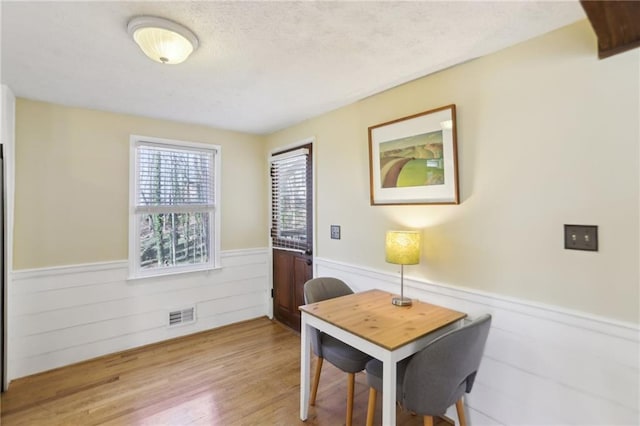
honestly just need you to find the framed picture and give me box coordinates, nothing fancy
[368,104,459,205]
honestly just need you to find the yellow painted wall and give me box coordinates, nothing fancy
[14,101,267,269]
[265,21,640,323]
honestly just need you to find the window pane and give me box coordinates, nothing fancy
[270,150,310,251]
[138,147,213,206]
[276,162,307,242]
[138,212,210,270]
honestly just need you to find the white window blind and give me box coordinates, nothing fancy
[130,137,220,278]
[136,144,214,210]
[271,148,310,252]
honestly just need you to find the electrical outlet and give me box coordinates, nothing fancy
[330,225,341,240]
[564,225,598,251]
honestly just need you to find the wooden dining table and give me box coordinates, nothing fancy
[299,289,467,426]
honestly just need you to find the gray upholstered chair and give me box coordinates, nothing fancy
[303,277,372,426]
[365,314,492,426]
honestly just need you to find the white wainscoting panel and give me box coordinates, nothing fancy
[8,248,270,382]
[316,257,640,426]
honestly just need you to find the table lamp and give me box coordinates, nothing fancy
[385,230,421,306]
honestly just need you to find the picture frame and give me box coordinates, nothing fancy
[368,104,459,205]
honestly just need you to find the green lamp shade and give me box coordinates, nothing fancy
[385,231,421,265]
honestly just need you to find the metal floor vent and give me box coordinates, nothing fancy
[168,307,196,327]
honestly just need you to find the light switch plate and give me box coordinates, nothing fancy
[564,225,598,251]
[330,225,341,240]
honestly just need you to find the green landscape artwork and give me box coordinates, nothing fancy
[379,130,444,188]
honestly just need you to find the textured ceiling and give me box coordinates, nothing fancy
[1,1,585,135]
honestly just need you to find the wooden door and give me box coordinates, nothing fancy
[272,249,312,332]
[270,143,313,332]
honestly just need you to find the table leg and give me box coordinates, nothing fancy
[300,313,311,420]
[382,353,397,426]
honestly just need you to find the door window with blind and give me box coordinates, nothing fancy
[129,136,221,278]
[270,145,312,253]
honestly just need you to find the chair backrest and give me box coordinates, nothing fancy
[303,277,354,356]
[303,277,354,304]
[402,314,492,416]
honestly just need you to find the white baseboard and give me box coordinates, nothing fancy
[8,248,270,382]
[315,257,640,426]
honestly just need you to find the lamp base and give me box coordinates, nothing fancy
[392,297,412,306]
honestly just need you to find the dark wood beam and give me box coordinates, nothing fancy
[580,0,640,59]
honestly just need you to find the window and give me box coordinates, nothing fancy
[270,145,312,252]
[129,135,220,278]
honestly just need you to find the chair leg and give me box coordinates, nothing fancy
[455,398,467,426]
[346,372,355,426]
[310,357,323,406]
[366,387,377,426]
[423,415,434,426]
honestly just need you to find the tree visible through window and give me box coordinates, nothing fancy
[130,136,220,278]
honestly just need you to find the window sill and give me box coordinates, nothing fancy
[127,264,222,282]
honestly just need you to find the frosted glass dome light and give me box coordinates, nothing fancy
[128,16,199,64]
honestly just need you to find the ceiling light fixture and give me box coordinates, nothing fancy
[127,16,199,65]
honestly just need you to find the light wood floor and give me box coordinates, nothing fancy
[1,317,451,425]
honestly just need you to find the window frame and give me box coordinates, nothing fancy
[128,135,221,280]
